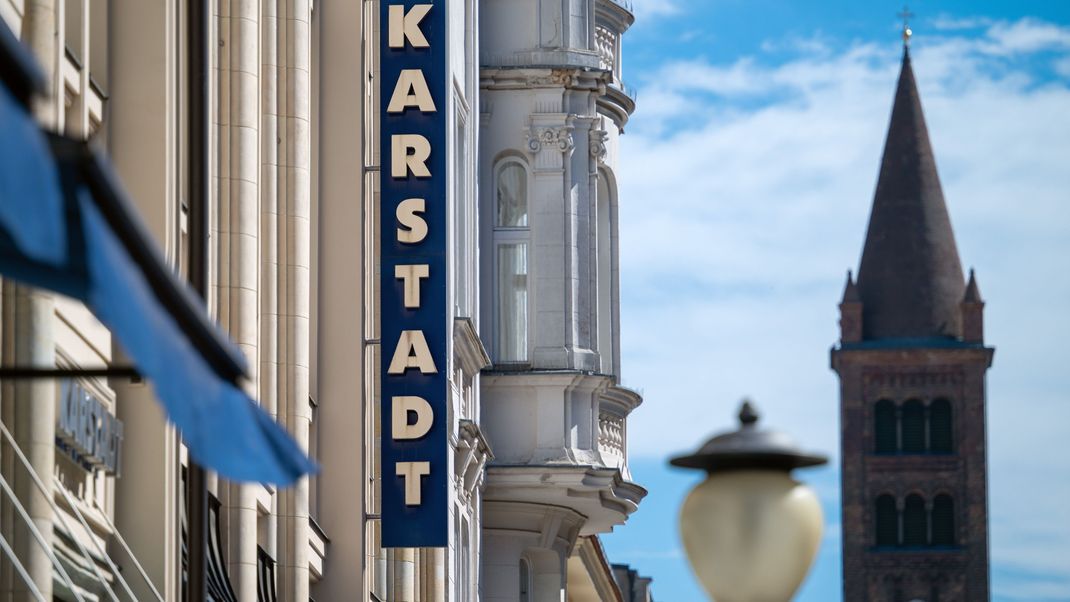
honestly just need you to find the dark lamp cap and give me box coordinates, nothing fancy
[669,400,828,473]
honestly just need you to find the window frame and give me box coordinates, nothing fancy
[491,158,532,365]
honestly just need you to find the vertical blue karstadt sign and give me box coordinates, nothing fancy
[380,0,448,548]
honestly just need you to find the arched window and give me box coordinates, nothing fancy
[931,495,955,546]
[930,399,953,453]
[903,494,927,546]
[519,558,531,602]
[875,495,898,546]
[874,400,897,454]
[901,400,926,453]
[493,160,530,363]
[497,163,527,227]
[595,170,615,374]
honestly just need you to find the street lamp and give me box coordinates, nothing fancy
[669,400,828,602]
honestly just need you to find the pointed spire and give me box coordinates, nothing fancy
[841,270,861,303]
[964,268,983,303]
[855,49,966,340]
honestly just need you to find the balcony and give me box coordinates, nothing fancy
[481,371,645,534]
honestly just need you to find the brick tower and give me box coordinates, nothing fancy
[831,46,993,601]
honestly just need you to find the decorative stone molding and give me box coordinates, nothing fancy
[589,129,608,163]
[455,420,494,504]
[526,125,575,154]
[481,67,607,92]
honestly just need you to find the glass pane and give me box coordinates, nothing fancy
[903,495,927,546]
[901,400,926,453]
[930,399,953,453]
[519,559,530,602]
[498,243,528,362]
[874,400,897,454]
[875,495,898,546]
[497,164,527,227]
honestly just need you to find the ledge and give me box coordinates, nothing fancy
[481,50,602,71]
[484,464,647,536]
[866,454,961,473]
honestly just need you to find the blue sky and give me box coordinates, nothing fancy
[601,1,1070,600]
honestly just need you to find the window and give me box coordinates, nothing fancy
[931,495,955,546]
[875,495,898,546]
[901,400,926,453]
[874,400,897,454]
[496,163,527,227]
[902,495,927,547]
[930,399,953,453]
[493,160,530,363]
[519,558,531,602]
[461,519,471,601]
[873,398,954,455]
[876,494,957,549]
[596,170,614,374]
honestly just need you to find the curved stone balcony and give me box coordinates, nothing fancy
[481,371,645,534]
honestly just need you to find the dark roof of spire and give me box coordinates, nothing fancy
[964,268,983,303]
[855,49,965,340]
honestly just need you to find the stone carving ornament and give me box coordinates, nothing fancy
[526,126,575,153]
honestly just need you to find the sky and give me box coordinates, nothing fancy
[600,1,1070,601]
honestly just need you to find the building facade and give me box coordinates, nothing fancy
[0,0,649,600]
[832,47,993,602]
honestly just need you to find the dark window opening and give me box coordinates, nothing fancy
[874,400,897,453]
[903,494,927,546]
[930,399,953,453]
[931,495,955,546]
[876,495,898,546]
[901,400,926,453]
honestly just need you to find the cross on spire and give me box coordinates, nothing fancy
[899,5,915,46]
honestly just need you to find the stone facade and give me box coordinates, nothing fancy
[0,0,648,599]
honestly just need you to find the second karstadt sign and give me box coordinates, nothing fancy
[380,0,448,548]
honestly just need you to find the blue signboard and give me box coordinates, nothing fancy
[380,0,448,548]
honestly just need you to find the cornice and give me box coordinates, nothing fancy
[574,536,626,602]
[595,0,636,34]
[481,67,608,92]
[598,384,642,418]
[453,317,491,378]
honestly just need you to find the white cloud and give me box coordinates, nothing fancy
[629,0,681,20]
[930,15,994,31]
[985,18,1070,54]
[616,16,1070,597]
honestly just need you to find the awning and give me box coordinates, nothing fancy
[0,22,314,486]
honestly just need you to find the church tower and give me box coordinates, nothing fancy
[832,44,993,601]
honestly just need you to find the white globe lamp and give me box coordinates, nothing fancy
[669,401,828,602]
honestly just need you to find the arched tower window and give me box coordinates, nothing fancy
[874,400,897,454]
[901,400,926,453]
[519,557,531,602]
[875,494,898,546]
[493,160,530,363]
[903,494,927,546]
[931,494,955,546]
[930,398,953,453]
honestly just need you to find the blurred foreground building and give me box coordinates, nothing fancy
[0,0,650,600]
[832,47,993,601]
